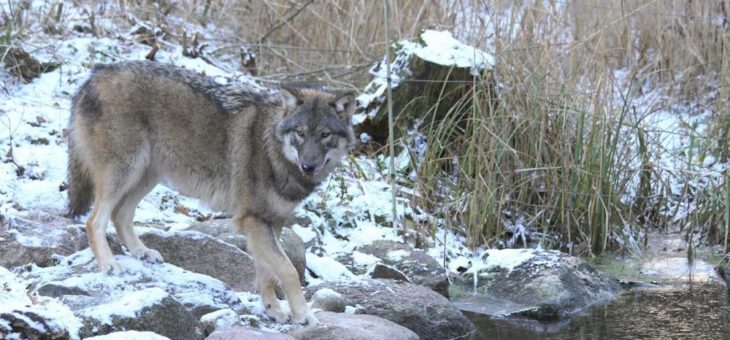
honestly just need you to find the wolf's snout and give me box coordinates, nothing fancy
[300,163,317,175]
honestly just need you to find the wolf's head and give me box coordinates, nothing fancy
[274,86,356,178]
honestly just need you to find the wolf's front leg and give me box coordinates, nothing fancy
[255,261,289,323]
[237,215,319,325]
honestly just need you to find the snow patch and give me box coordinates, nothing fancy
[85,331,170,340]
[81,288,169,325]
[306,254,356,282]
[352,251,381,269]
[291,224,317,244]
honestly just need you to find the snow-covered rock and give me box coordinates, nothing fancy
[306,279,474,340]
[200,308,240,336]
[342,240,449,297]
[453,249,621,321]
[15,248,245,338]
[0,267,78,339]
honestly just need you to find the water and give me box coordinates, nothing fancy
[465,283,729,339]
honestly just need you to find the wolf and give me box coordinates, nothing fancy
[66,61,355,325]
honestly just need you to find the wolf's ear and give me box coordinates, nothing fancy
[279,86,303,111]
[331,92,356,120]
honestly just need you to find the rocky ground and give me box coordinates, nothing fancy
[1,211,635,339]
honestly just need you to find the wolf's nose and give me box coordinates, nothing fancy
[301,164,316,174]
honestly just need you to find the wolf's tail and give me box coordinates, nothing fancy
[66,138,94,218]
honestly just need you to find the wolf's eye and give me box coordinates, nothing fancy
[295,130,305,137]
[321,132,331,138]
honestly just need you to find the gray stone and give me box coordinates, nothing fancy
[287,311,418,340]
[306,279,474,340]
[350,240,449,297]
[138,228,257,292]
[455,249,621,321]
[0,211,88,268]
[310,288,346,313]
[187,219,307,285]
[206,326,295,340]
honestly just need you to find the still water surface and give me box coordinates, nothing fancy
[466,283,729,339]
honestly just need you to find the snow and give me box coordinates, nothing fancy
[200,308,240,329]
[291,223,317,244]
[352,251,381,270]
[0,267,83,338]
[306,254,357,282]
[85,331,170,340]
[81,288,170,325]
[385,249,411,261]
[413,30,495,71]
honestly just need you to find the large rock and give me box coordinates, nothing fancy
[0,211,88,268]
[306,279,474,340]
[344,240,449,297]
[187,219,306,285]
[138,228,257,292]
[287,311,418,340]
[18,249,246,338]
[206,326,295,340]
[454,248,621,321]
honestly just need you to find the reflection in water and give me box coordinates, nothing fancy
[467,284,729,340]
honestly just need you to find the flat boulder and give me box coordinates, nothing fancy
[453,249,621,321]
[306,279,474,340]
[287,311,418,340]
[346,240,449,297]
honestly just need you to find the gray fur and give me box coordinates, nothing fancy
[66,60,354,325]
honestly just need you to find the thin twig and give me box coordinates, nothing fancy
[257,0,315,44]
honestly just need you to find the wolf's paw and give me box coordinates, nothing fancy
[265,304,290,324]
[98,259,124,275]
[130,247,163,264]
[292,309,319,326]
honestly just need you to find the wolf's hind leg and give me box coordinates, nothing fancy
[237,215,318,325]
[112,171,163,263]
[86,184,127,274]
[255,260,289,323]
